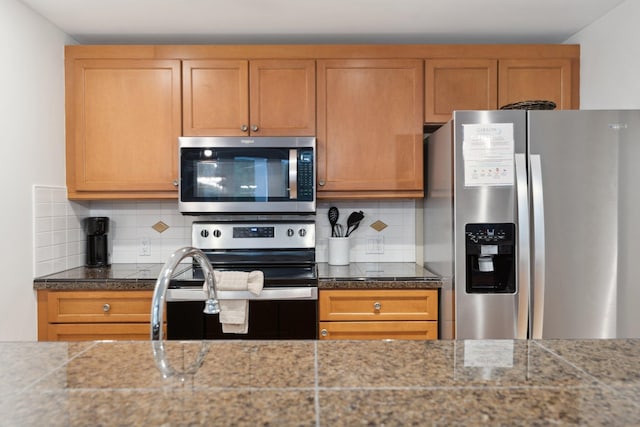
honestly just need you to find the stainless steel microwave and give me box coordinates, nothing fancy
[178,136,316,214]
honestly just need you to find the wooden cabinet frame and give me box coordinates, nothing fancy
[319,289,439,340]
[65,58,181,199]
[182,59,316,136]
[65,45,579,200]
[316,59,424,199]
[37,290,157,341]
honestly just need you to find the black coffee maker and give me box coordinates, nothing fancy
[84,217,110,268]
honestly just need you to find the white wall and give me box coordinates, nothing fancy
[0,0,75,340]
[565,0,640,109]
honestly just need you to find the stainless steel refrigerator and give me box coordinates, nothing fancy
[424,110,640,339]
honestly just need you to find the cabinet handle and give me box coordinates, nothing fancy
[103,303,111,313]
[172,180,178,187]
[318,181,325,186]
[373,302,382,311]
[320,329,328,337]
[240,124,248,132]
[251,124,259,132]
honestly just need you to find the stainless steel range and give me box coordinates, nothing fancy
[166,219,318,340]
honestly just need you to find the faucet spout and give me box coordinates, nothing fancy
[150,246,220,341]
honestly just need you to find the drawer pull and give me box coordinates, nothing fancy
[321,329,328,337]
[373,302,382,311]
[103,303,111,313]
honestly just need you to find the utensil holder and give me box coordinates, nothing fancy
[328,237,350,265]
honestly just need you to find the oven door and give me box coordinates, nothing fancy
[179,136,315,214]
[166,287,318,340]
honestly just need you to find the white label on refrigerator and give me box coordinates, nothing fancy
[462,123,515,187]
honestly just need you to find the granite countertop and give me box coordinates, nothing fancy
[33,263,443,290]
[1,339,639,425]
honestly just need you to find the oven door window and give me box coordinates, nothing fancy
[182,148,291,202]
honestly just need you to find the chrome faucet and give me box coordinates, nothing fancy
[150,246,220,341]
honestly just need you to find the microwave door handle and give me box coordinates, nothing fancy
[289,149,298,200]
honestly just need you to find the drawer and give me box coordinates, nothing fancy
[47,323,153,341]
[319,321,438,340]
[319,289,438,321]
[46,290,153,323]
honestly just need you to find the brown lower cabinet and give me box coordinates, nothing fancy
[37,290,157,341]
[318,289,438,340]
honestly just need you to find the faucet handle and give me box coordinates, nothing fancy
[203,298,220,315]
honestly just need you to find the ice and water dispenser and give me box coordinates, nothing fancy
[465,223,516,294]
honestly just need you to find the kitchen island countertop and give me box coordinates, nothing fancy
[33,262,443,290]
[1,339,639,425]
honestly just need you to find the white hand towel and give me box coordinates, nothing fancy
[207,270,263,334]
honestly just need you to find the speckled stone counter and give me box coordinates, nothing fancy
[33,263,185,290]
[33,262,443,290]
[1,339,639,426]
[317,262,443,289]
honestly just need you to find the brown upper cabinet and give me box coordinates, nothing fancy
[425,57,575,123]
[425,59,498,123]
[182,59,316,136]
[317,59,424,199]
[498,59,573,110]
[66,58,181,199]
[64,45,578,200]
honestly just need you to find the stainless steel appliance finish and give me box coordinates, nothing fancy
[179,136,316,215]
[424,109,640,339]
[166,219,318,340]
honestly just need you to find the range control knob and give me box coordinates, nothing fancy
[212,229,222,238]
[200,230,209,238]
[298,228,307,237]
[287,228,295,237]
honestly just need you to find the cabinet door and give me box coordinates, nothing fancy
[319,289,438,321]
[67,59,181,198]
[319,321,437,340]
[425,59,498,123]
[498,59,573,109]
[249,59,316,136]
[183,59,249,136]
[46,290,153,323]
[317,59,424,198]
[47,323,151,341]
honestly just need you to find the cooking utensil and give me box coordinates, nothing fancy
[328,206,339,237]
[334,224,344,237]
[345,211,364,237]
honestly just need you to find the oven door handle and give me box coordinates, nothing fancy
[167,287,318,302]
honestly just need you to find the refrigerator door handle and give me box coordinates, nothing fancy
[530,154,546,339]
[515,153,530,339]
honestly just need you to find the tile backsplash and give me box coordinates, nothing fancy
[33,186,88,277]
[33,187,417,276]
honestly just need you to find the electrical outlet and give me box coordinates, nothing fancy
[366,236,384,254]
[140,237,151,256]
